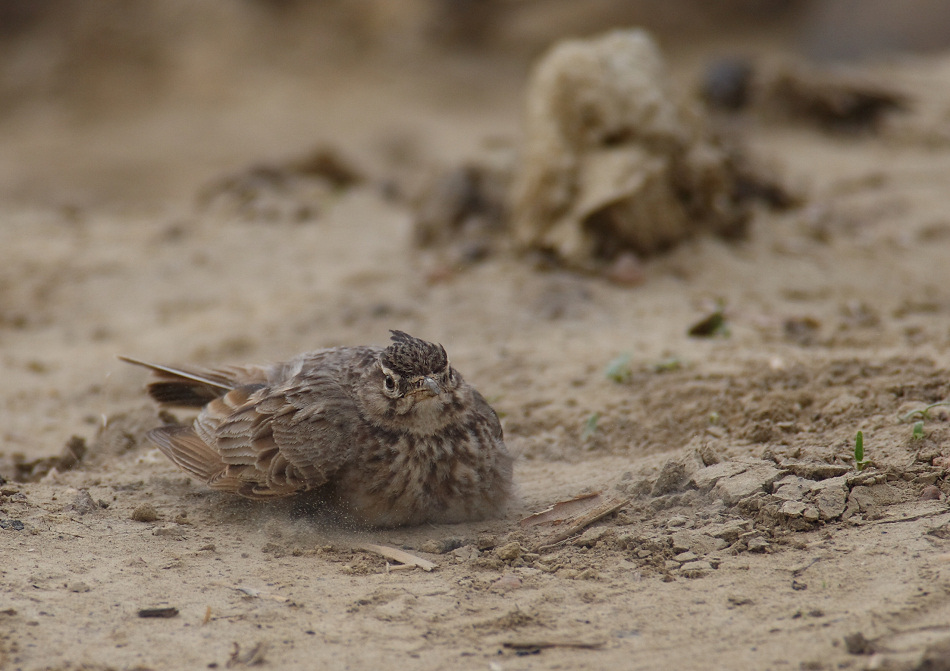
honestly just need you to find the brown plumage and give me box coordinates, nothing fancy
[120,331,513,527]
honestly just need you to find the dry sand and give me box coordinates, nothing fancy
[3,6,950,670]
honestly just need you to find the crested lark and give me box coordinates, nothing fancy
[121,331,513,527]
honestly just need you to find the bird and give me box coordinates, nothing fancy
[120,331,513,527]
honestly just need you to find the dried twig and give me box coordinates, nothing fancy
[536,496,628,550]
[357,543,437,572]
[520,492,603,528]
[503,639,606,651]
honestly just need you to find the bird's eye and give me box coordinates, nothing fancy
[384,375,396,392]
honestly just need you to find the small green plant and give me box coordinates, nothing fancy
[898,401,950,423]
[687,301,730,338]
[605,354,632,383]
[912,421,925,440]
[854,430,870,470]
[582,412,601,441]
[652,356,683,373]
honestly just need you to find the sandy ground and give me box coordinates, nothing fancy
[4,7,950,671]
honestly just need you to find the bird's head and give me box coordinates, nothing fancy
[359,331,465,435]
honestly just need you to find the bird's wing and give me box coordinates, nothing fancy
[183,352,365,498]
[118,355,271,408]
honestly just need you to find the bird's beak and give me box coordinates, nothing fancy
[422,377,442,396]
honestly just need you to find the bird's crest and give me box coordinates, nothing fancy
[381,330,448,377]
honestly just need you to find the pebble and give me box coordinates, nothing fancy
[65,490,98,515]
[809,476,848,520]
[152,525,185,538]
[490,575,523,592]
[419,538,464,554]
[131,504,160,523]
[495,542,523,561]
[919,485,942,501]
[451,545,480,561]
[780,500,806,517]
[572,526,611,547]
[713,463,784,505]
[679,561,713,578]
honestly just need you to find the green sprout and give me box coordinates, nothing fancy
[688,299,730,338]
[605,354,633,384]
[912,421,925,440]
[582,413,601,441]
[652,356,683,373]
[854,431,870,471]
[898,401,950,423]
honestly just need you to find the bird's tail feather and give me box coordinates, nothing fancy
[118,356,235,408]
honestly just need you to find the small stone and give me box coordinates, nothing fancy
[495,542,523,561]
[138,607,179,619]
[780,500,806,517]
[671,530,727,555]
[605,252,646,286]
[847,486,875,512]
[667,515,688,528]
[746,537,770,553]
[703,521,748,544]
[843,632,873,655]
[802,506,820,522]
[491,575,523,592]
[664,560,680,571]
[675,551,699,563]
[451,544,480,561]
[68,582,91,593]
[152,525,185,538]
[697,443,723,466]
[689,462,747,491]
[64,490,97,515]
[573,526,611,547]
[713,463,784,506]
[419,538,464,554]
[773,481,807,501]
[809,476,848,520]
[131,504,160,523]
[651,459,690,496]
[868,483,903,506]
[678,561,713,578]
[671,531,692,553]
[476,534,497,550]
[920,485,943,501]
[783,462,849,480]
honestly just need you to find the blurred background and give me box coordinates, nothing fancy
[3,0,950,209]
